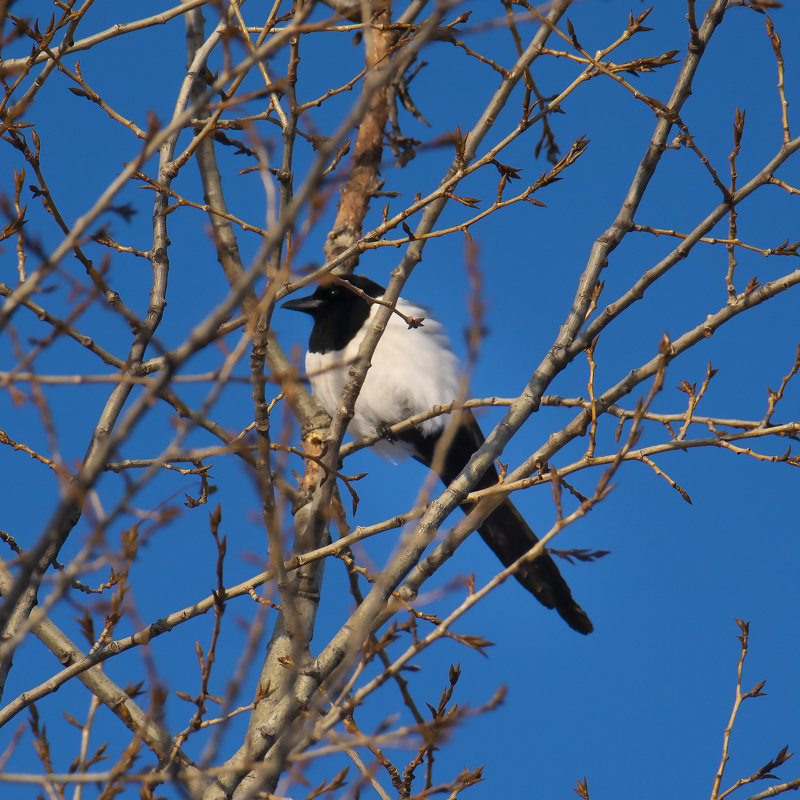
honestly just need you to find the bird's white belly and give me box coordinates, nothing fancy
[305,301,462,459]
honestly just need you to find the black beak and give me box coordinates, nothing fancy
[281,293,321,314]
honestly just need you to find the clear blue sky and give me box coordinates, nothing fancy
[1,2,799,798]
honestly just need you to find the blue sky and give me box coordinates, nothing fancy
[1,1,799,798]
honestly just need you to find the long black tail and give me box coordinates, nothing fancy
[405,413,593,634]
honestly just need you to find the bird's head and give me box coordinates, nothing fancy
[282,274,386,353]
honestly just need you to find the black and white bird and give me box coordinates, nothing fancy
[283,275,593,634]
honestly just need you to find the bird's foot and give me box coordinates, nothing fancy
[376,422,397,442]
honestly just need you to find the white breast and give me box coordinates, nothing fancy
[305,298,462,459]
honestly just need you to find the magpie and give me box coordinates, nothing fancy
[283,275,593,634]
